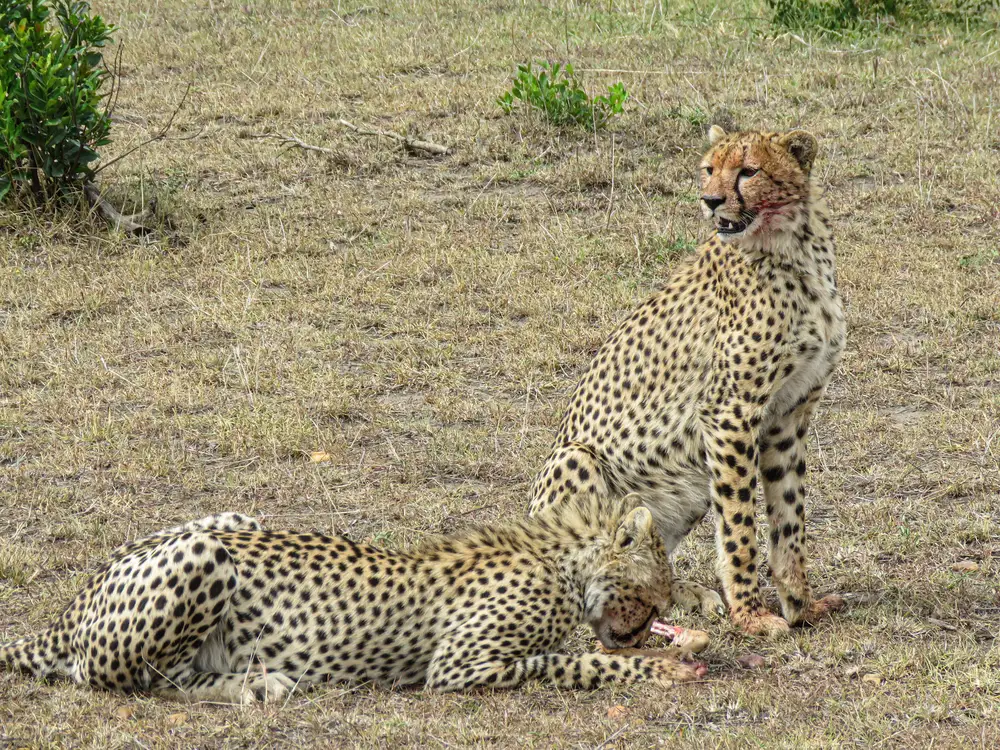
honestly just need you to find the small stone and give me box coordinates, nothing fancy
[736,653,766,669]
[607,704,630,721]
[950,560,979,573]
[114,705,136,720]
[861,673,884,684]
[166,712,188,726]
[309,451,332,463]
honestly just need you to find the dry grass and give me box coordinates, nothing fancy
[2,0,1000,747]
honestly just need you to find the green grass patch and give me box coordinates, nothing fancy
[497,61,627,129]
[767,0,998,32]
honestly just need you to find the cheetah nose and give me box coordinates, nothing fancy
[701,195,725,211]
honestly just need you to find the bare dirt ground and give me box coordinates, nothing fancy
[2,0,999,747]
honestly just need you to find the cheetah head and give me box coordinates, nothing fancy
[699,127,818,244]
[585,506,673,650]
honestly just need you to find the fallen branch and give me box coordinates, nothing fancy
[249,132,334,154]
[84,183,157,235]
[335,118,450,156]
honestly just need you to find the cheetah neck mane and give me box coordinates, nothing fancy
[411,496,633,564]
[732,183,832,274]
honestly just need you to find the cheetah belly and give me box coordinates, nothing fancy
[203,553,440,688]
[210,603,437,688]
[599,405,713,552]
[629,471,712,553]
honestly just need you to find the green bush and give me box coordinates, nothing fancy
[768,0,998,32]
[497,62,628,129]
[0,0,117,202]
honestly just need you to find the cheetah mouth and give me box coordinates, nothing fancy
[603,610,657,648]
[715,216,753,235]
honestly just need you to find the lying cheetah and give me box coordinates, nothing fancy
[1,503,707,703]
[531,126,846,636]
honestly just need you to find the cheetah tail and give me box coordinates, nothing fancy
[0,629,57,678]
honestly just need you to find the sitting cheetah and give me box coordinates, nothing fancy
[530,126,846,636]
[1,503,707,703]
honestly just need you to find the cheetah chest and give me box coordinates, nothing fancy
[766,288,845,421]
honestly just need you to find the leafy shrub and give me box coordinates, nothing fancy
[0,0,117,202]
[497,62,628,129]
[768,0,998,32]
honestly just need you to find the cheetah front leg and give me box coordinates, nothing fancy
[760,389,844,626]
[427,650,704,691]
[706,409,790,637]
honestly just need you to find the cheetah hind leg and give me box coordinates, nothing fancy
[527,442,611,518]
[89,532,246,698]
[150,667,298,705]
[132,534,300,705]
[128,534,299,705]
[108,512,263,562]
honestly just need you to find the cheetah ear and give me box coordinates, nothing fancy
[708,124,727,146]
[615,507,654,551]
[778,130,818,172]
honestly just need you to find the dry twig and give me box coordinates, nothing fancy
[593,724,630,750]
[249,132,334,154]
[83,183,157,235]
[252,121,450,158]
[335,119,450,156]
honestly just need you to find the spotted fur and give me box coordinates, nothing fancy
[530,127,846,636]
[1,503,704,703]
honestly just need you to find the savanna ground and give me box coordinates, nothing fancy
[2,0,1000,746]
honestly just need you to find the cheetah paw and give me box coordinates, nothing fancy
[734,609,790,637]
[242,672,297,705]
[650,656,707,687]
[792,594,846,626]
[670,580,725,617]
[699,589,725,616]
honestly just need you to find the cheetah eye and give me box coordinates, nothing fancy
[740,167,760,178]
[704,166,714,176]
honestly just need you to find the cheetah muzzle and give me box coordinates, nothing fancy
[713,213,753,236]
[600,610,657,650]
